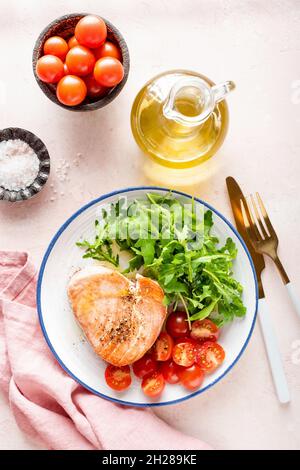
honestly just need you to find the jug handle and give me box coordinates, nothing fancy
[211,81,235,103]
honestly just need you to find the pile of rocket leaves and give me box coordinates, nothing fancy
[77,192,246,327]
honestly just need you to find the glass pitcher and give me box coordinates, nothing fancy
[131,70,235,169]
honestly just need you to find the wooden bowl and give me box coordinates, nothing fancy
[0,128,50,202]
[32,13,130,111]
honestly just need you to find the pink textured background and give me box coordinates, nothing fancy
[0,0,300,450]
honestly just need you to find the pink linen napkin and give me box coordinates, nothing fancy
[0,251,211,450]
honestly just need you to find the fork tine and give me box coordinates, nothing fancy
[240,199,259,242]
[244,197,261,241]
[256,192,277,238]
[249,194,269,239]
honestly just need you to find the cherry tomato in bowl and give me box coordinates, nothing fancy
[178,364,205,391]
[94,41,122,61]
[68,35,79,49]
[141,372,165,398]
[36,55,64,84]
[166,311,189,338]
[65,45,95,77]
[63,63,69,75]
[132,355,157,379]
[75,15,107,49]
[152,332,173,361]
[94,57,124,87]
[105,364,132,391]
[84,74,108,98]
[43,36,69,61]
[56,75,87,106]
[33,14,129,110]
[190,319,219,343]
[195,341,225,372]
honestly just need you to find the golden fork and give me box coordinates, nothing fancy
[241,192,300,319]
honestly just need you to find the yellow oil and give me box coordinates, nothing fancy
[131,70,229,169]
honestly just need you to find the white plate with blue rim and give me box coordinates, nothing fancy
[37,186,258,407]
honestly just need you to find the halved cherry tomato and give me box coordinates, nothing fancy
[191,319,219,343]
[36,55,64,83]
[141,372,165,398]
[43,36,69,60]
[65,45,95,77]
[172,340,195,367]
[105,364,131,391]
[152,332,173,361]
[132,354,157,379]
[84,74,108,98]
[178,364,205,391]
[56,75,87,106]
[195,341,225,372]
[68,35,79,49]
[94,57,124,87]
[94,41,121,61]
[75,15,107,49]
[166,311,189,338]
[160,360,181,384]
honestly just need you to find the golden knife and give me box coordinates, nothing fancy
[226,176,290,404]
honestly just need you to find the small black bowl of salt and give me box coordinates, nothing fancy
[0,128,50,202]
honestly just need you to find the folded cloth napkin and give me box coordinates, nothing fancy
[0,251,211,450]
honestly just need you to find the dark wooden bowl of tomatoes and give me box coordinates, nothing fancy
[32,13,130,111]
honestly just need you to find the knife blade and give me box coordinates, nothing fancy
[226,176,265,298]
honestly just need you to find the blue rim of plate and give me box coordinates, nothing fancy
[37,186,258,407]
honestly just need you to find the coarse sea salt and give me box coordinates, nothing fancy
[0,139,40,191]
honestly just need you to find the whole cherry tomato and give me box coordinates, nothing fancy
[178,364,204,391]
[94,57,124,87]
[65,45,95,77]
[68,35,79,49]
[84,74,108,98]
[132,354,157,379]
[166,311,189,338]
[160,360,181,384]
[63,63,69,75]
[75,15,107,49]
[36,55,64,83]
[43,36,69,60]
[56,75,87,106]
[94,41,121,61]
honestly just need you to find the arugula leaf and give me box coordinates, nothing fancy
[76,193,247,327]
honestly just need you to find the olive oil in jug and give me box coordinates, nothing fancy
[131,70,235,169]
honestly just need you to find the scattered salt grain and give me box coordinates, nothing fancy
[0,139,39,191]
